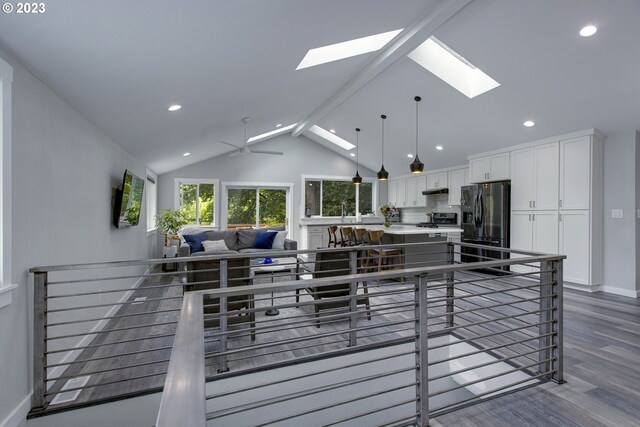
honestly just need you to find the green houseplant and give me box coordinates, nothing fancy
[155,208,188,246]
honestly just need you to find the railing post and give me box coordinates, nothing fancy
[538,260,553,379]
[218,259,229,373]
[348,250,358,347]
[33,271,47,410]
[415,274,429,427]
[445,242,455,328]
[552,259,564,383]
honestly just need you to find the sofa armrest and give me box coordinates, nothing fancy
[178,242,191,257]
[284,239,297,251]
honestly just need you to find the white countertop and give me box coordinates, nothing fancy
[299,217,383,226]
[367,225,463,235]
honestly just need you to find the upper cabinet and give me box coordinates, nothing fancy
[447,168,468,206]
[406,175,427,207]
[560,136,592,210]
[469,152,510,183]
[510,142,559,211]
[426,172,448,190]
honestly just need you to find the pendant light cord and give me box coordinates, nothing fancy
[381,115,385,160]
[356,128,360,171]
[415,98,419,155]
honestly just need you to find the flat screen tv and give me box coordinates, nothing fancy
[113,170,145,228]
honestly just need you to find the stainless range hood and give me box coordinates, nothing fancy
[422,188,449,195]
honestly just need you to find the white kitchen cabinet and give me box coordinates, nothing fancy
[447,168,468,206]
[426,172,448,190]
[510,210,558,272]
[305,225,326,250]
[469,152,510,183]
[510,142,559,211]
[559,210,590,285]
[388,180,397,206]
[395,178,407,207]
[560,136,591,210]
[405,175,426,207]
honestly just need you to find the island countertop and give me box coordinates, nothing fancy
[367,225,462,235]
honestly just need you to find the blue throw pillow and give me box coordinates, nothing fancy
[183,232,208,253]
[253,231,277,249]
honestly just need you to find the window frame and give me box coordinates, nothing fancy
[301,175,377,218]
[0,55,15,308]
[145,169,158,234]
[222,181,293,231]
[173,178,220,227]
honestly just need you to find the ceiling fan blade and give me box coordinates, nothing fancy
[250,150,284,156]
[219,140,243,149]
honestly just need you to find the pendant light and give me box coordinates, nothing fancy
[409,96,425,174]
[377,115,389,180]
[352,128,362,185]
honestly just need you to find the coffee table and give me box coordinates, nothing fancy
[250,257,298,316]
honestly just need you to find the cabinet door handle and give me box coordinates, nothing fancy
[487,172,491,180]
[529,214,532,221]
[559,199,562,208]
[559,213,562,221]
[532,214,535,221]
[529,201,532,208]
[533,200,536,208]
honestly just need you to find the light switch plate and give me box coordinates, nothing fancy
[612,209,624,219]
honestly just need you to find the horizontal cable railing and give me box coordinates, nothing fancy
[30,240,563,426]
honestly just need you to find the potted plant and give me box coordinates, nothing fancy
[379,204,398,228]
[155,208,188,247]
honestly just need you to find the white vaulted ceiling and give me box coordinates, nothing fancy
[0,0,638,174]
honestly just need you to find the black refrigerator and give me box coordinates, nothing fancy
[460,181,510,271]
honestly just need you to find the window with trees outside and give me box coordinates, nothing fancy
[175,179,217,226]
[304,178,373,217]
[227,186,288,229]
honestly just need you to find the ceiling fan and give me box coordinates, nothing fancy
[220,117,284,157]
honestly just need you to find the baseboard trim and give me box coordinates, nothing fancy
[563,282,602,293]
[1,392,32,427]
[47,265,156,388]
[600,286,639,299]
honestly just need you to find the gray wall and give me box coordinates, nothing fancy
[602,131,638,296]
[157,134,377,242]
[636,131,640,294]
[0,51,155,425]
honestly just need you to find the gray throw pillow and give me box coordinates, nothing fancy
[205,230,238,251]
[237,229,268,250]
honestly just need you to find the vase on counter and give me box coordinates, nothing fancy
[384,217,392,228]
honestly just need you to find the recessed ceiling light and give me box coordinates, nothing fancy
[435,145,444,151]
[308,125,356,150]
[276,123,282,128]
[296,29,403,70]
[183,152,190,157]
[330,129,336,134]
[408,36,500,99]
[247,123,297,143]
[168,104,182,112]
[579,25,597,37]
[523,120,535,127]
[350,153,356,157]
[407,153,414,158]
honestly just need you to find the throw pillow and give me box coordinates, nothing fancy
[268,230,288,250]
[183,231,208,253]
[253,231,278,249]
[202,239,229,252]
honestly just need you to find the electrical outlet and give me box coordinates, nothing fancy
[611,209,624,219]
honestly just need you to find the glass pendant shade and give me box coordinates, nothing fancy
[409,96,425,174]
[377,114,389,180]
[352,127,362,185]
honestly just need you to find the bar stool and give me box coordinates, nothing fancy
[339,226,354,247]
[327,226,339,248]
[367,230,404,284]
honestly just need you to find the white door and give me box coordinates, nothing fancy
[535,143,559,210]
[510,211,534,273]
[533,211,559,254]
[406,176,418,206]
[560,136,591,210]
[559,210,590,285]
[469,157,490,183]
[388,180,397,206]
[489,153,510,181]
[448,169,467,206]
[396,178,407,207]
[510,148,535,210]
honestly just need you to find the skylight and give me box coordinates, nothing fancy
[247,123,297,143]
[408,37,500,99]
[296,29,403,70]
[308,125,356,150]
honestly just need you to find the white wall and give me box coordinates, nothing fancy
[636,131,640,295]
[0,50,155,426]
[157,134,377,242]
[602,131,638,296]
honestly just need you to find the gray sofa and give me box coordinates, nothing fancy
[179,227,297,257]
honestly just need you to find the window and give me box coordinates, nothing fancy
[224,183,291,230]
[174,179,219,226]
[0,56,14,307]
[146,170,157,232]
[303,177,375,217]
